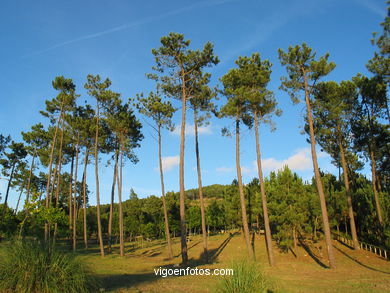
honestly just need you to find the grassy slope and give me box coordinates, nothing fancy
[70,233,390,293]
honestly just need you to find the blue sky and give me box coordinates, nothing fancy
[0,0,387,208]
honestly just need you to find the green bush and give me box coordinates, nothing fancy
[217,258,269,293]
[0,239,99,293]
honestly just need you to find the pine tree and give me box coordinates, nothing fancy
[134,91,175,259]
[150,32,218,264]
[278,43,337,268]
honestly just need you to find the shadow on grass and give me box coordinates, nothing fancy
[298,238,329,269]
[189,232,237,266]
[99,272,160,291]
[334,245,390,275]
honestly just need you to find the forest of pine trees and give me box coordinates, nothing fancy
[0,3,389,273]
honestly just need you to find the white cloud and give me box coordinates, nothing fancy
[161,156,180,171]
[172,124,212,136]
[241,166,252,174]
[216,166,233,173]
[259,148,313,172]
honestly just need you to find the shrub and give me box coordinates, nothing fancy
[0,239,99,293]
[217,258,269,293]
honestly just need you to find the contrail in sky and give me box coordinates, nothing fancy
[24,0,237,57]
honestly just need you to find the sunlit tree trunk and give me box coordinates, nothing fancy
[179,68,188,264]
[235,115,254,260]
[108,149,119,254]
[73,134,80,251]
[303,71,336,269]
[82,147,89,249]
[158,125,173,259]
[44,103,63,242]
[337,131,359,250]
[194,110,208,262]
[53,116,65,245]
[118,141,124,256]
[254,111,274,266]
[94,101,105,257]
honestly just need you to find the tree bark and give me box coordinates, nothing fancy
[254,111,274,266]
[25,151,36,207]
[179,68,188,265]
[68,151,74,238]
[338,135,359,250]
[158,125,173,259]
[108,149,119,254]
[1,163,16,221]
[15,186,24,213]
[82,148,89,249]
[194,110,208,263]
[235,116,254,260]
[303,71,336,269]
[53,116,65,245]
[73,134,80,251]
[369,148,383,225]
[94,101,105,257]
[118,143,124,256]
[44,103,63,242]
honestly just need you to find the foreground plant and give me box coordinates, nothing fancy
[217,259,270,293]
[0,239,99,293]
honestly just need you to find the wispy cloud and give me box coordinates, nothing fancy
[161,155,180,171]
[172,124,213,136]
[24,0,238,57]
[216,166,233,173]
[355,0,386,17]
[219,0,335,65]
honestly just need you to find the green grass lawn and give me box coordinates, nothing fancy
[1,233,389,292]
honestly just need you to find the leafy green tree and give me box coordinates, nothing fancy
[311,80,360,249]
[1,142,27,222]
[267,167,314,252]
[278,43,337,268]
[367,1,390,123]
[352,75,388,226]
[150,32,218,264]
[134,91,175,259]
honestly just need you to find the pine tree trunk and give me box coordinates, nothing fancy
[15,186,24,213]
[1,163,16,221]
[369,148,383,225]
[73,135,80,251]
[68,152,74,240]
[158,125,173,259]
[235,116,254,260]
[254,111,274,266]
[108,149,118,254]
[118,143,124,257]
[44,111,61,242]
[338,136,359,249]
[82,147,89,249]
[293,227,298,250]
[303,72,336,269]
[53,116,65,245]
[25,151,36,206]
[94,102,105,257]
[194,110,208,263]
[179,68,188,265]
